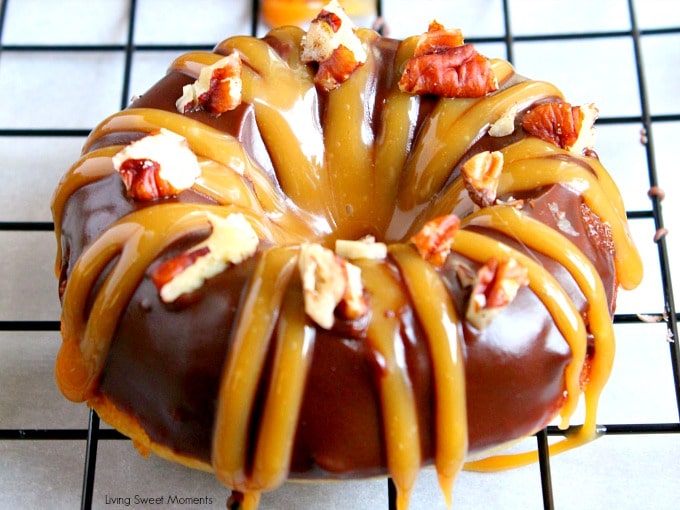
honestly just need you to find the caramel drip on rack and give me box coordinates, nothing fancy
[51,25,644,510]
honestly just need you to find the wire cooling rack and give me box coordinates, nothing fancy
[1,0,678,509]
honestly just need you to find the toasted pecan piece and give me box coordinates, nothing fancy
[522,101,598,154]
[466,257,529,329]
[399,21,498,98]
[301,0,367,90]
[299,243,368,329]
[111,129,201,201]
[461,150,504,208]
[411,214,461,267]
[150,213,259,303]
[176,52,242,115]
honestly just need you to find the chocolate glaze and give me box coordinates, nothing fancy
[56,33,618,479]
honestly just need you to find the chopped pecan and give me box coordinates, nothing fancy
[176,52,242,115]
[399,46,498,98]
[451,258,476,288]
[411,214,461,267]
[116,158,166,201]
[111,129,201,201]
[413,21,464,56]
[335,235,387,260]
[654,227,669,242]
[398,21,498,98]
[489,103,519,137]
[150,246,211,293]
[299,243,368,329]
[461,150,504,208]
[315,44,363,90]
[466,257,529,329]
[150,213,259,303]
[301,0,367,90]
[316,8,343,32]
[335,260,368,321]
[522,101,598,154]
[636,312,666,324]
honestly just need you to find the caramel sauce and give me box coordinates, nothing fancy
[389,244,467,508]
[358,259,422,510]
[52,26,643,508]
[212,246,299,498]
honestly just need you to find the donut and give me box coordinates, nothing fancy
[51,2,643,509]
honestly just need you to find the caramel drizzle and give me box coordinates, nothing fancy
[464,206,619,466]
[373,36,420,236]
[56,204,272,402]
[51,146,121,274]
[449,227,593,472]
[212,246,301,501]
[216,30,332,226]
[397,62,560,211]
[321,29,380,239]
[389,244,467,509]
[499,156,641,290]
[356,260,422,510]
[462,205,613,428]
[52,26,643,509]
[417,139,642,290]
[455,228,587,392]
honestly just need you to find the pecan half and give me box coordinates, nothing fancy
[461,150,504,208]
[411,214,461,267]
[299,243,368,329]
[111,129,201,201]
[522,101,598,154]
[466,257,529,329]
[398,21,498,98]
[301,0,367,90]
[176,52,242,115]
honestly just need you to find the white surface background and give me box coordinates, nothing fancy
[1,0,679,509]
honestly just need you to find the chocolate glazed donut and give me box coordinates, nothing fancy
[52,12,642,510]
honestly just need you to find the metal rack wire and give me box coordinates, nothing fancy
[0,0,678,508]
